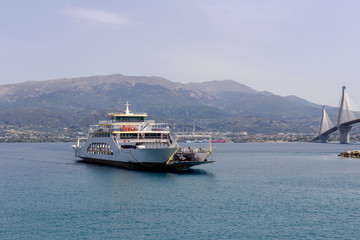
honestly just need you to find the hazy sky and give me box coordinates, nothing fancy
[1,0,360,107]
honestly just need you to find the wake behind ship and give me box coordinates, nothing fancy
[72,103,214,170]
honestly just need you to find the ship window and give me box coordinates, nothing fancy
[94,133,110,138]
[120,133,137,139]
[86,143,113,155]
[145,133,161,139]
[115,116,145,122]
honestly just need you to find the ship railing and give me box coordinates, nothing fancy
[89,125,136,133]
[120,136,138,139]
[111,126,139,132]
[110,127,121,132]
[89,125,112,133]
[99,120,112,124]
[90,127,169,132]
[107,112,146,115]
[149,123,170,131]
[89,124,170,133]
[177,147,209,154]
[89,125,99,132]
[143,135,169,139]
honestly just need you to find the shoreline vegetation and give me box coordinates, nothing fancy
[2,127,360,144]
[0,131,313,143]
[1,133,360,144]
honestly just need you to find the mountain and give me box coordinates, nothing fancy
[188,80,323,121]
[0,74,205,111]
[0,74,326,135]
[284,95,323,108]
[186,80,257,95]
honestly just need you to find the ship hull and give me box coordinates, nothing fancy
[78,157,214,171]
[73,137,178,169]
[73,137,214,170]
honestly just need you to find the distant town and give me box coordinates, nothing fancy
[2,124,359,143]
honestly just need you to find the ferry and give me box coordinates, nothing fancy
[72,103,215,170]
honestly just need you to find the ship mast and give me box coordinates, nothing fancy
[125,101,130,114]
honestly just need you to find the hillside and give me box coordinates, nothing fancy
[0,74,327,137]
[186,80,257,95]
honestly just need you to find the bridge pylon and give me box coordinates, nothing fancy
[316,106,334,143]
[338,125,352,144]
[337,86,355,144]
[337,86,354,126]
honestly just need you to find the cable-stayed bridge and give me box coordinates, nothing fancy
[312,86,360,144]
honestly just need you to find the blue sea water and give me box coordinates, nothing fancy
[1,142,360,239]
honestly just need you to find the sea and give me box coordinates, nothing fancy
[1,142,360,239]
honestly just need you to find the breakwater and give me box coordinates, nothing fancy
[338,150,360,158]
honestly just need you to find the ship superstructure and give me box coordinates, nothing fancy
[72,102,214,170]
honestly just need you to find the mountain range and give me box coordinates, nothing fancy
[0,74,332,135]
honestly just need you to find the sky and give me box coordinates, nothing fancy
[1,0,360,107]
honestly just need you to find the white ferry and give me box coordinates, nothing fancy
[72,103,214,170]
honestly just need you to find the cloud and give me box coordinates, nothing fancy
[60,7,129,26]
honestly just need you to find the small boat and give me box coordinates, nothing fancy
[72,102,215,170]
